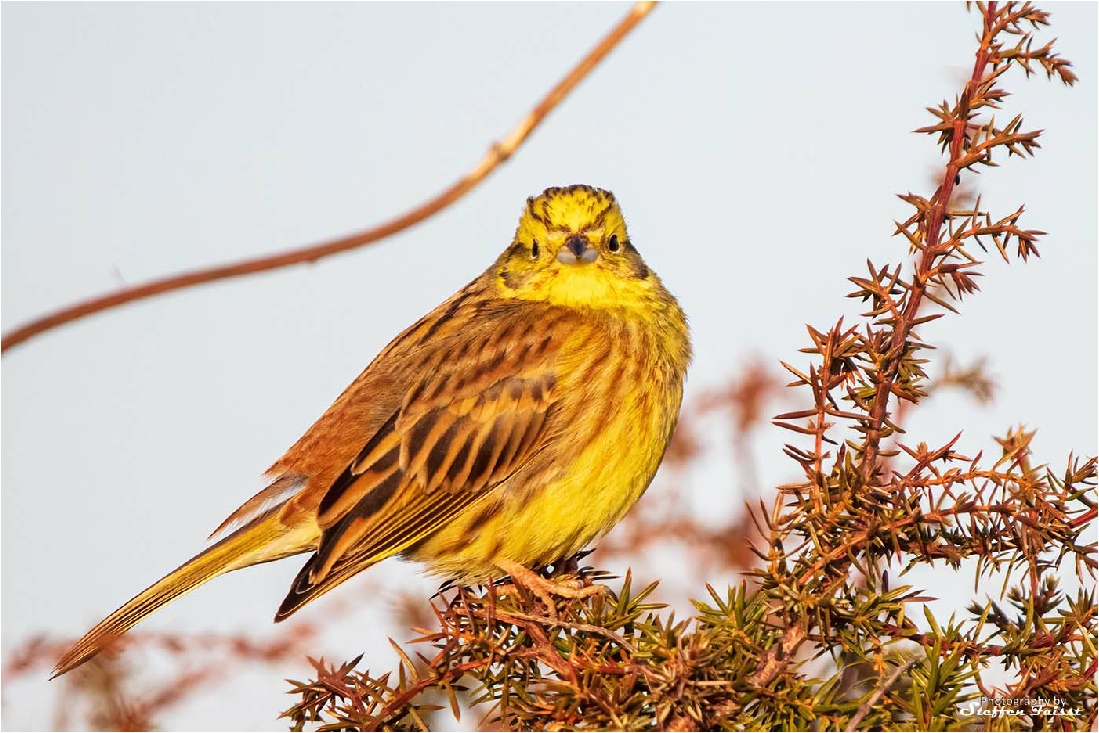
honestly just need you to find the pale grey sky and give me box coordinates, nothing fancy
[3,3,1096,729]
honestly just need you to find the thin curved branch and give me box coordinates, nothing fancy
[2,2,657,354]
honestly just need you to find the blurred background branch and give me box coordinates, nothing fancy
[0,1,656,354]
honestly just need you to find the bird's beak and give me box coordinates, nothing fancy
[556,235,599,265]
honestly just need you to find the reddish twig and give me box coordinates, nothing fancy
[1,1,657,354]
[856,4,997,490]
[755,1,1016,693]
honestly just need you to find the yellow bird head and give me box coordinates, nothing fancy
[494,185,658,309]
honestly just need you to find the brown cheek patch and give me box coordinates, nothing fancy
[501,268,526,290]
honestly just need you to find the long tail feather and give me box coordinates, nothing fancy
[52,508,316,678]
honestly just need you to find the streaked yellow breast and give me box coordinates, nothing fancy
[409,311,687,581]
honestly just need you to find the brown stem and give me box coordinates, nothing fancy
[488,609,636,653]
[845,659,917,731]
[857,1,998,488]
[2,1,658,354]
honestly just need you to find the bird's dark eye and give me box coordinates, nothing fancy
[608,234,621,252]
[531,239,540,259]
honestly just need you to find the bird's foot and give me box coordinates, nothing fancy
[494,558,606,614]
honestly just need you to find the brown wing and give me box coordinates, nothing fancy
[275,310,565,620]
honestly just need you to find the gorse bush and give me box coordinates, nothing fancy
[281,3,1095,731]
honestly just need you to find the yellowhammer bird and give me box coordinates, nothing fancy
[54,184,691,677]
